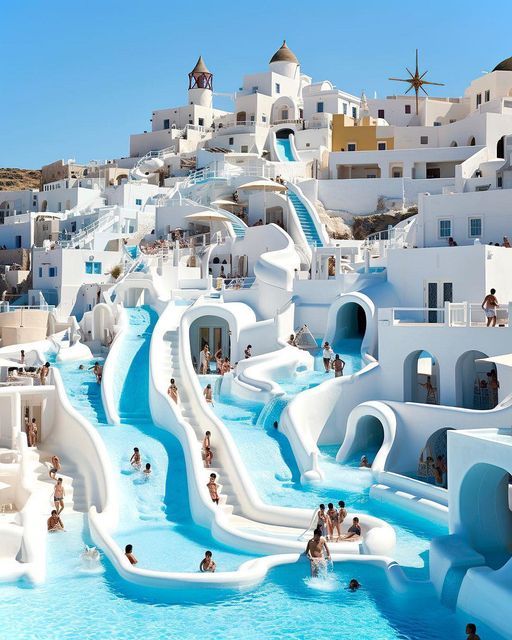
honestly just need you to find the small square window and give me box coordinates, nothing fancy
[93,262,102,274]
[262,115,267,123]
[347,143,356,151]
[250,115,255,122]
[275,83,280,94]
[282,109,289,120]
[163,119,170,129]
[469,217,482,237]
[198,118,204,126]
[317,102,324,113]
[439,219,452,238]
[485,90,490,102]
[420,136,429,144]
[377,142,386,151]
[85,262,93,275]
[229,137,234,145]
[306,143,310,147]
[405,105,411,114]
[241,145,248,153]
[135,198,142,206]
[49,267,57,277]
[378,109,385,118]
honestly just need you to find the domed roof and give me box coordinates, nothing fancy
[190,55,210,75]
[269,40,299,65]
[493,56,512,72]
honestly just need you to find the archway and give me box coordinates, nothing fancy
[333,302,366,345]
[344,415,384,465]
[496,135,505,159]
[404,350,439,404]
[41,200,48,212]
[0,201,10,222]
[236,111,246,124]
[459,463,512,568]
[417,427,453,486]
[190,315,230,373]
[468,136,476,146]
[276,128,294,139]
[455,350,498,409]
[116,174,128,185]
[450,141,458,147]
[266,206,284,226]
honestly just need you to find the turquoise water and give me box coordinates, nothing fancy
[49,306,257,573]
[276,137,295,162]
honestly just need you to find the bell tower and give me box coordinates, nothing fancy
[188,56,213,108]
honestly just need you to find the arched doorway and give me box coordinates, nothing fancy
[404,350,439,404]
[345,415,384,465]
[496,135,505,159]
[334,302,366,343]
[417,427,453,486]
[266,206,284,226]
[276,128,294,139]
[236,111,246,124]
[459,463,512,568]
[455,351,498,409]
[190,315,230,373]
[450,141,458,147]
[116,174,128,185]
[468,136,476,146]
[0,201,10,222]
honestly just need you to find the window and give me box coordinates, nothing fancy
[485,90,490,102]
[476,93,482,107]
[228,137,234,145]
[420,136,429,144]
[57,202,62,212]
[317,102,324,113]
[250,115,255,122]
[347,143,357,151]
[343,103,347,115]
[163,119,170,129]
[438,219,452,238]
[49,267,57,277]
[15,235,22,248]
[352,106,357,118]
[135,198,142,206]
[85,261,102,275]
[377,141,386,151]
[378,109,385,118]
[252,86,258,93]
[405,104,411,114]
[71,221,76,233]
[450,119,456,123]
[469,217,482,237]
[198,117,204,127]
[275,83,280,94]
[434,121,441,126]
[241,145,248,153]
[262,115,267,123]
[281,109,289,120]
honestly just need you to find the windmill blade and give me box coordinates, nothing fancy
[416,49,419,75]
[406,67,414,77]
[420,85,429,96]
[388,77,412,83]
[421,80,445,86]
[405,84,414,94]
[420,70,428,79]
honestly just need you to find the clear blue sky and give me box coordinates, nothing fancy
[2,0,511,168]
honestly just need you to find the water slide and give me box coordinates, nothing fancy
[286,182,328,247]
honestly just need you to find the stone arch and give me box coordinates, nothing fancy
[450,140,458,147]
[236,111,246,124]
[468,136,476,146]
[455,350,498,409]
[404,349,440,404]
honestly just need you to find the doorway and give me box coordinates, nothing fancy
[425,281,452,323]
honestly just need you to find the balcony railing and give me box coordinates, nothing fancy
[386,302,511,327]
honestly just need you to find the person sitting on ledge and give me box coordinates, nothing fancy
[203,383,214,405]
[340,517,361,541]
[359,455,371,468]
[199,550,216,572]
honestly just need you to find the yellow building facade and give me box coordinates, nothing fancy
[331,114,394,152]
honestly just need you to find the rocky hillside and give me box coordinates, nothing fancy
[0,168,41,191]
[351,208,417,240]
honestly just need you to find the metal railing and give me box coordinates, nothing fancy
[449,302,509,327]
[392,307,445,325]
[59,207,118,248]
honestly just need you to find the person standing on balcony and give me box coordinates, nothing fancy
[481,288,499,327]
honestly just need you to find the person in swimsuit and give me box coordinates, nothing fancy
[316,504,328,537]
[214,348,222,373]
[322,342,334,373]
[360,455,371,468]
[53,478,65,515]
[202,431,211,451]
[207,473,219,505]
[221,357,231,375]
[348,579,361,591]
[419,375,437,404]
[49,455,61,479]
[125,544,137,565]
[203,384,214,405]
[204,446,213,468]
[332,354,345,378]
[27,418,37,447]
[305,527,331,577]
[199,550,216,572]
[338,500,347,527]
[287,334,297,347]
[244,345,252,359]
[39,362,50,386]
[20,350,25,368]
[326,502,341,541]
[89,362,103,384]
[130,447,141,470]
[482,288,499,327]
[167,378,178,403]
[199,345,210,374]
[340,517,361,540]
[47,509,64,532]
[143,463,151,479]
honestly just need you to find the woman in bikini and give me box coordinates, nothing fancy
[326,502,341,541]
[167,378,178,403]
[316,504,328,537]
